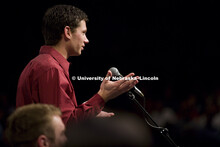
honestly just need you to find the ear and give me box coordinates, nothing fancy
[64,26,72,40]
[37,135,50,147]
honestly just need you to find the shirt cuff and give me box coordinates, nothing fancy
[86,93,105,111]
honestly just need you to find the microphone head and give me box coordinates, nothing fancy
[109,67,121,76]
[109,67,145,98]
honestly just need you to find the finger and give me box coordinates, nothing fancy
[106,112,115,117]
[116,72,135,85]
[124,72,135,78]
[106,70,112,77]
[119,76,139,92]
[128,78,139,90]
[128,76,139,88]
[103,70,112,83]
[96,111,115,117]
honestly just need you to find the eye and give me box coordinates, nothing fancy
[82,30,87,34]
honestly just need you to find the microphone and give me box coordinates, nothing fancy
[109,67,145,98]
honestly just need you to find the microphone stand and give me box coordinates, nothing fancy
[127,92,180,147]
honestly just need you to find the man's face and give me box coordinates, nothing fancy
[69,20,89,56]
[50,116,67,147]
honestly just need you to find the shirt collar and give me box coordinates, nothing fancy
[39,45,70,74]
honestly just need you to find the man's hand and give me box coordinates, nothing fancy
[98,70,139,102]
[96,111,115,117]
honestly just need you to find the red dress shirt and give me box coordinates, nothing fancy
[16,46,105,124]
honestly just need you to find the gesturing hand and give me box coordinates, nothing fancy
[96,111,115,117]
[98,70,139,102]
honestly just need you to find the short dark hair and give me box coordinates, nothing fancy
[42,5,88,45]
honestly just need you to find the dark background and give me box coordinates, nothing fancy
[1,0,220,146]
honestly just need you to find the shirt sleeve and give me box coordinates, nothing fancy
[36,68,105,124]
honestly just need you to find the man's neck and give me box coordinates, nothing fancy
[51,44,68,59]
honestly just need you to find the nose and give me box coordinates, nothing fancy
[84,35,89,44]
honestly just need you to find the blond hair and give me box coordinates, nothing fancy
[5,103,61,147]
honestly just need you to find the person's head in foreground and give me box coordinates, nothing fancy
[5,103,67,147]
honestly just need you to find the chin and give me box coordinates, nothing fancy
[70,52,81,56]
[77,52,82,56]
[72,54,81,57]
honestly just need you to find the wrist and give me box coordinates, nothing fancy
[98,89,109,103]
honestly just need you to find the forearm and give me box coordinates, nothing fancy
[62,93,105,124]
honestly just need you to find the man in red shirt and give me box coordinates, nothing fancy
[16,5,139,125]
